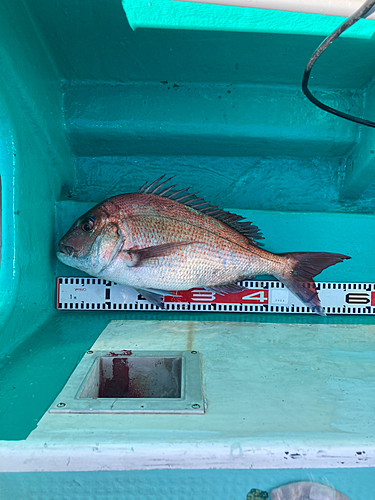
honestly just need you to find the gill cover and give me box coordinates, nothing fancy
[94,222,124,273]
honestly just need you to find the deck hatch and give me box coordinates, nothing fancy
[50,350,204,414]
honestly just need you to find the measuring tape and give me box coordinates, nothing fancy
[56,277,375,315]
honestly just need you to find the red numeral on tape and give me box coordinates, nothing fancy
[165,288,269,304]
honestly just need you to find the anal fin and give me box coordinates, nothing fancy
[134,287,179,309]
[204,283,248,296]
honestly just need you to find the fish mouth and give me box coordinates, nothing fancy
[58,243,76,257]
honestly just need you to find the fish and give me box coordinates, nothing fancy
[270,481,351,500]
[57,175,350,314]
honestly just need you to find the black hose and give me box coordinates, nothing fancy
[302,0,375,128]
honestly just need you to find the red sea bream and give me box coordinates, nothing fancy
[57,175,350,314]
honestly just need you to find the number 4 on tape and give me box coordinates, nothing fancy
[242,291,268,303]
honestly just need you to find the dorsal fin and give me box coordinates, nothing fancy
[138,175,264,246]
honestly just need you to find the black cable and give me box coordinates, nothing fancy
[302,0,375,128]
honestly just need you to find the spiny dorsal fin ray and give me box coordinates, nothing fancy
[139,175,264,246]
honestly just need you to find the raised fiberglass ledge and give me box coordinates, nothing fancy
[0,320,374,472]
[64,82,358,158]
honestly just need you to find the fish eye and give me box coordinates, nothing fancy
[80,216,96,232]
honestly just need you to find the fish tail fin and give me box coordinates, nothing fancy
[277,252,351,316]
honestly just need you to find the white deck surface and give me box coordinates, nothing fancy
[1,320,375,472]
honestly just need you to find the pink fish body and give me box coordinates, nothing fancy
[57,176,350,314]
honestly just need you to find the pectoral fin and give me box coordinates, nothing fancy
[125,242,194,267]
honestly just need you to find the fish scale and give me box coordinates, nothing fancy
[57,176,350,315]
[102,218,259,290]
